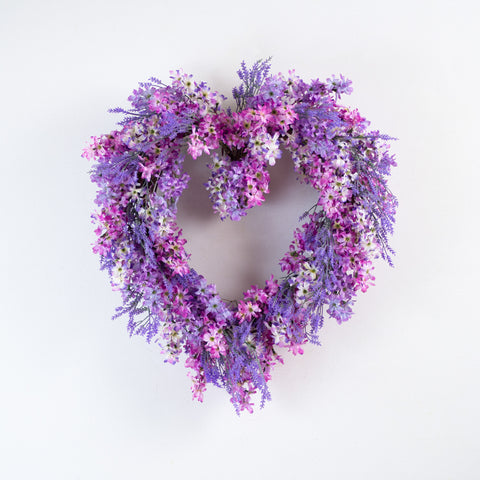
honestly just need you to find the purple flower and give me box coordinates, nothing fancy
[326,74,354,98]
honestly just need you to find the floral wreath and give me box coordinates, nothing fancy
[84,59,397,413]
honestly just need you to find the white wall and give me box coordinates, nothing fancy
[1,1,479,478]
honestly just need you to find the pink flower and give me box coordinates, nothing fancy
[246,187,264,207]
[288,343,305,356]
[191,378,207,402]
[265,275,279,295]
[255,104,272,124]
[148,91,166,113]
[202,327,227,358]
[235,301,261,323]
[187,127,207,159]
[139,162,156,181]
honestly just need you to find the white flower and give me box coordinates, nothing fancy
[301,262,318,280]
[264,132,281,166]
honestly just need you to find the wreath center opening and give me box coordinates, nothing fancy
[176,148,319,300]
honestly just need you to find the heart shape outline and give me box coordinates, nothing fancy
[84,59,397,413]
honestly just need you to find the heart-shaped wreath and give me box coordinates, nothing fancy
[84,59,397,413]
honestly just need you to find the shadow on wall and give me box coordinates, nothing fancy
[176,148,319,300]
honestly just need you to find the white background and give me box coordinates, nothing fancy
[1,0,479,478]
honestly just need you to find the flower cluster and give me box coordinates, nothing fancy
[84,59,397,413]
